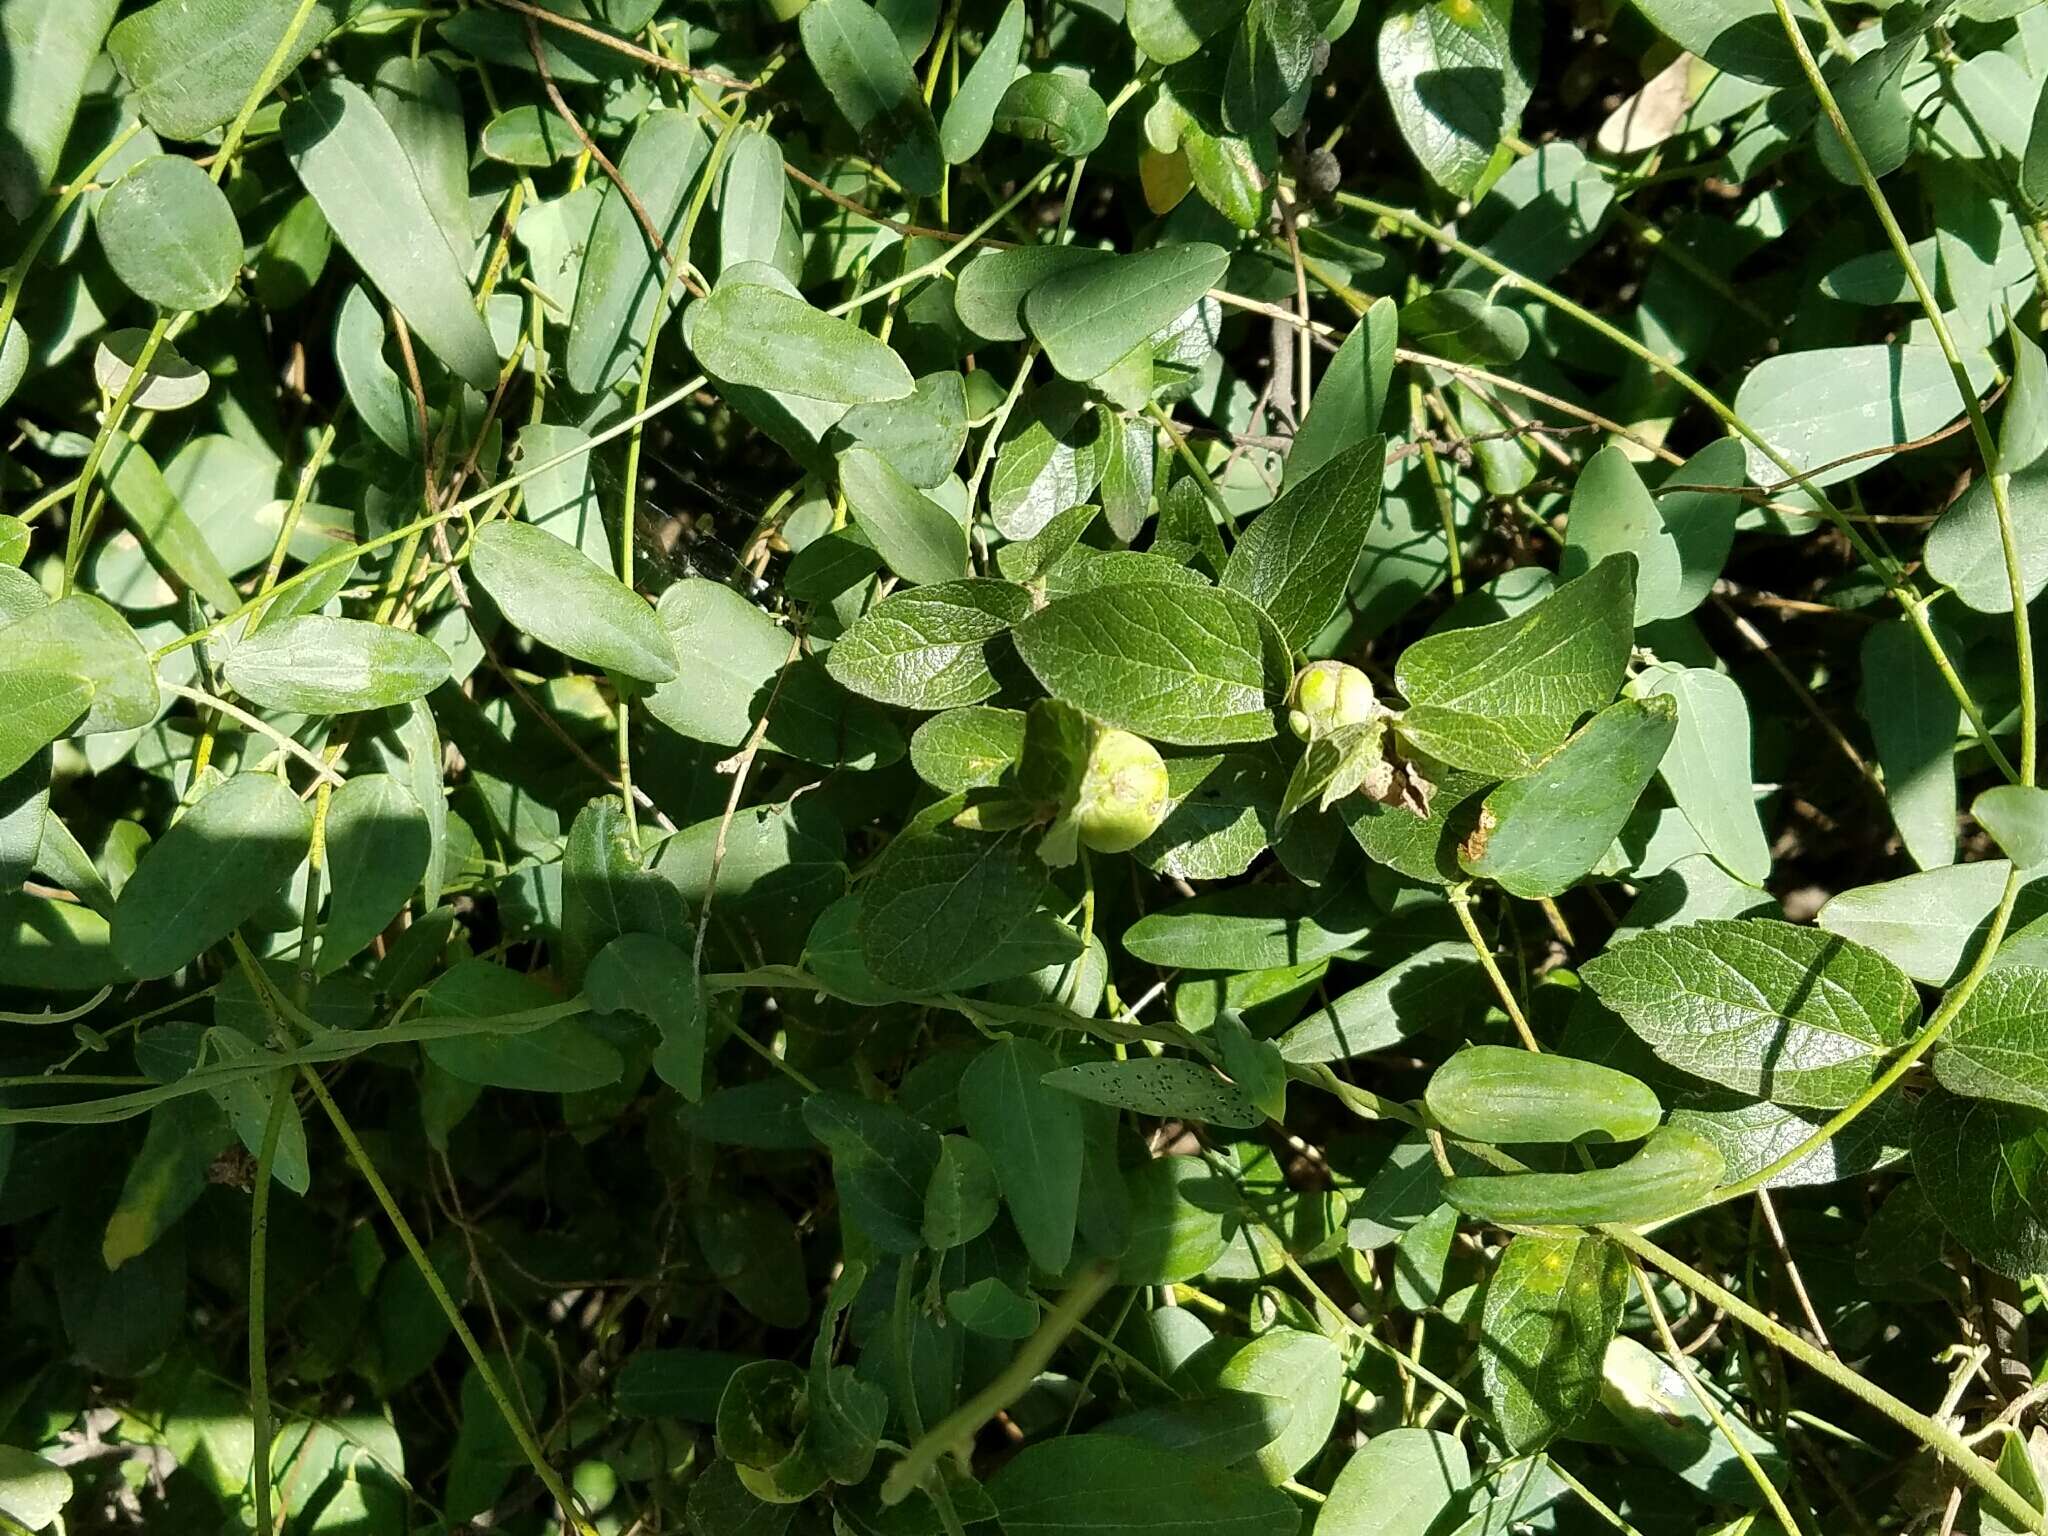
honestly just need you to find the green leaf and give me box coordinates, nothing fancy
[0,1444,73,1532]
[1447,1125,1725,1226]
[224,616,450,714]
[1397,289,1529,366]
[857,809,1054,992]
[825,579,1032,710]
[95,155,241,312]
[1015,584,1292,746]
[1931,965,2048,1112]
[112,773,313,979]
[688,280,913,406]
[1275,941,1487,1063]
[1911,1087,2048,1277]
[418,961,623,1092]
[940,0,1026,162]
[910,706,1026,792]
[1045,1057,1263,1129]
[1287,298,1396,488]
[1463,696,1677,899]
[103,1094,225,1269]
[1221,437,1385,651]
[1122,867,1374,970]
[1024,244,1231,383]
[990,384,1110,539]
[1378,0,1533,197]
[1128,0,1243,64]
[960,1038,1084,1272]
[0,322,25,412]
[955,246,1111,343]
[1319,1429,1470,1536]
[838,447,968,585]
[318,773,429,975]
[1927,323,2048,614]
[799,0,944,197]
[719,129,798,280]
[832,372,969,489]
[643,580,791,748]
[284,78,501,391]
[925,1137,1001,1250]
[1478,1233,1627,1452]
[1181,120,1270,231]
[1123,1154,1235,1283]
[96,430,238,614]
[1560,448,1684,624]
[480,104,581,167]
[998,502,1102,585]
[1859,616,1960,872]
[1815,861,2018,985]
[1978,786,2048,872]
[1100,1392,1294,1464]
[2028,73,2048,213]
[802,1091,941,1253]
[1656,438,1745,616]
[0,672,94,781]
[1225,0,1317,134]
[1638,667,1771,887]
[1204,1328,1341,1482]
[1581,918,1920,1108]
[0,0,118,219]
[588,932,707,1099]
[468,519,678,683]
[109,0,352,141]
[566,108,709,395]
[986,1435,1300,1536]
[1626,0,1816,87]
[1426,1045,1664,1147]
[1734,343,1992,491]
[994,74,1111,158]
[1395,557,1636,779]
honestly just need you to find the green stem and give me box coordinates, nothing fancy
[1774,0,2035,788]
[1631,1256,1805,1534]
[1449,885,1538,1052]
[300,1066,597,1534]
[246,1072,294,1536]
[1613,1225,2048,1534]
[212,0,324,186]
[880,1263,1116,1505]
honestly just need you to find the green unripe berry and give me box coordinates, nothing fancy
[1074,728,1169,852]
[572,1459,619,1513]
[1287,660,1376,740]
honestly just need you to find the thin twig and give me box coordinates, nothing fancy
[525,19,705,300]
[491,0,756,90]
[1758,1189,1838,1361]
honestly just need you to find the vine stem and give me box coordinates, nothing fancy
[1713,863,2025,1202]
[1328,188,2019,785]
[1613,1224,2048,1534]
[1449,885,1539,1052]
[1630,1256,1806,1533]
[246,1073,293,1535]
[1771,0,2035,788]
[298,1064,598,1535]
[880,1263,1116,1505]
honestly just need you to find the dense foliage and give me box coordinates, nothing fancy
[7,0,2048,1532]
